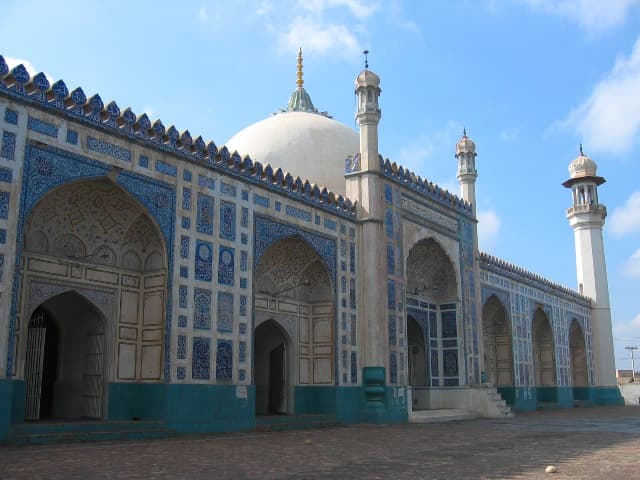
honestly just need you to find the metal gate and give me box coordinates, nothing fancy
[24,310,47,420]
[82,328,104,418]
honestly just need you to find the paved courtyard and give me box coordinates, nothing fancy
[1,406,639,479]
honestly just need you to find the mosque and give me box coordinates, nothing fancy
[0,49,623,442]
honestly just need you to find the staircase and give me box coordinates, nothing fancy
[484,386,514,418]
[410,408,476,423]
[8,419,175,445]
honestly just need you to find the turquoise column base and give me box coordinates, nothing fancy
[592,386,625,405]
[0,379,25,442]
[107,382,164,420]
[358,367,408,424]
[294,386,337,414]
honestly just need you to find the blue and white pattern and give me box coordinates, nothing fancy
[193,288,211,329]
[192,337,210,379]
[155,159,177,176]
[216,340,233,380]
[0,166,12,183]
[0,191,9,219]
[197,193,214,235]
[66,129,78,145]
[217,291,234,332]
[1,131,15,160]
[28,116,58,137]
[182,188,191,210]
[220,181,236,197]
[87,136,131,162]
[218,246,234,285]
[220,200,236,241]
[177,335,187,359]
[4,109,17,125]
[194,240,213,282]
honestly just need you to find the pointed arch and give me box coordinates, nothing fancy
[532,308,556,387]
[482,294,514,387]
[569,319,588,387]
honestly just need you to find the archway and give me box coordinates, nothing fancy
[24,292,105,420]
[569,319,588,387]
[532,308,556,387]
[407,316,428,388]
[254,320,289,415]
[482,295,514,388]
[405,238,459,388]
[18,177,168,420]
[253,235,334,416]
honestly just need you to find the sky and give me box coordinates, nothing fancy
[0,0,638,370]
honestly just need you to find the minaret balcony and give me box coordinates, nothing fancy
[566,203,607,217]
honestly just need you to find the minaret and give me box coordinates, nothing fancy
[346,52,386,377]
[562,146,618,392]
[456,129,478,216]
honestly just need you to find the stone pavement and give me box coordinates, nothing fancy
[1,406,639,479]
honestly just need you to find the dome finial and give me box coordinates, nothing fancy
[579,143,584,155]
[296,47,304,90]
[363,49,369,69]
[463,127,467,137]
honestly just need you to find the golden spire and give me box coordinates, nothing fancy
[296,47,304,90]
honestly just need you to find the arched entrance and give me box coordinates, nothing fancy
[482,295,514,388]
[405,238,459,394]
[253,235,334,416]
[254,320,289,415]
[569,319,588,387]
[18,178,168,420]
[532,308,556,402]
[407,316,428,389]
[25,292,105,420]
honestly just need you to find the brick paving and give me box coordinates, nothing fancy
[1,406,639,479]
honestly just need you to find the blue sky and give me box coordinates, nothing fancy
[1,0,639,370]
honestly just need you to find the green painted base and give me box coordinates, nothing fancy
[509,386,624,411]
[592,386,625,406]
[294,386,337,414]
[108,382,164,421]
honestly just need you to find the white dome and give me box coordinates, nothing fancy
[225,111,359,195]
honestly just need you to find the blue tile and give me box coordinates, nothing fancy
[177,335,187,359]
[4,109,17,125]
[216,340,233,380]
[220,181,236,197]
[254,194,270,208]
[194,240,213,282]
[182,187,191,210]
[285,204,311,221]
[1,131,16,160]
[198,174,215,191]
[179,265,188,278]
[192,337,211,379]
[28,116,58,137]
[241,207,249,229]
[193,288,212,329]
[240,295,247,316]
[182,216,191,230]
[0,167,12,183]
[218,245,235,286]
[183,169,192,182]
[155,159,177,176]
[138,154,149,168]
[0,191,10,219]
[220,200,236,241]
[196,193,215,235]
[180,235,190,259]
[178,314,188,328]
[176,366,186,380]
[241,190,249,201]
[240,277,247,289]
[179,285,188,309]
[217,291,234,332]
[240,251,248,272]
[87,136,130,161]
[66,129,78,145]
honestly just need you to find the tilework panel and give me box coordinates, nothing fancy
[387,244,395,275]
[217,291,234,332]
[87,136,131,162]
[177,335,187,359]
[220,181,236,197]
[240,250,248,272]
[240,295,247,316]
[198,174,215,191]
[194,240,213,282]
[1,131,16,160]
[193,288,212,329]
[285,204,311,222]
[178,314,188,328]
[218,246,234,286]
[155,159,177,176]
[183,169,192,182]
[0,166,12,183]
[241,207,249,228]
[196,193,214,235]
[4,109,17,125]
[176,366,186,380]
[182,216,190,229]
[254,194,270,208]
[179,265,188,278]
[192,337,211,380]
[324,218,337,231]
[239,323,247,335]
[179,285,188,308]
[182,187,191,210]
[28,116,58,137]
[241,190,249,201]
[66,129,78,145]
[350,352,357,383]
[220,200,236,241]
[139,154,149,168]
[239,341,247,362]
[238,369,246,381]
[0,191,9,219]
[180,235,190,259]
[216,340,233,380]
[0,228,6,244]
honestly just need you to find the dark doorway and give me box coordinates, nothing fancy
[268,343,286,414]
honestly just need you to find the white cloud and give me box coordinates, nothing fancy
[624,248,640,278]
[499,127,519,142]
[477,209,502,249]
[278,16,360,58]
[611,191,640,236]
[523,0,640,33]
[255,1,273,16]
[299,0,379,19]
[550,36,640,155]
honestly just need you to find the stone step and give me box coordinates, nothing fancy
[410,409,477,424]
